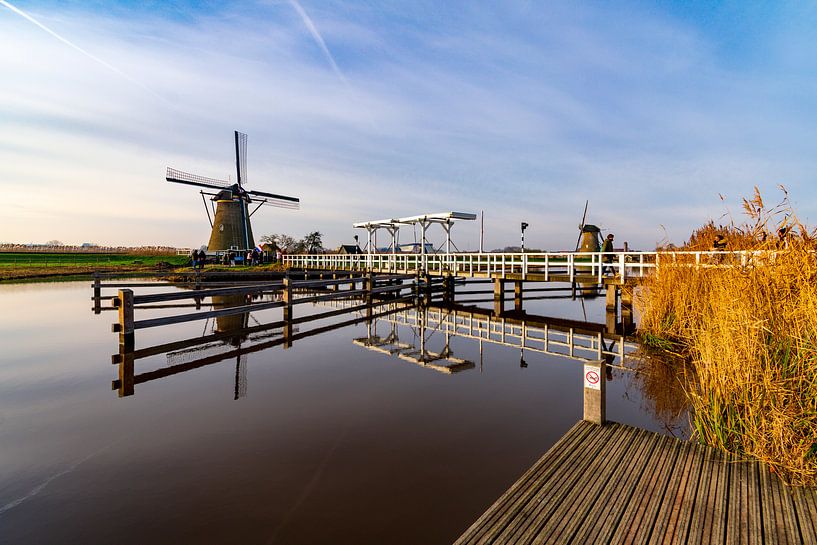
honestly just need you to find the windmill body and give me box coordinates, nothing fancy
[166,131,299,252]
[207,187,256,251]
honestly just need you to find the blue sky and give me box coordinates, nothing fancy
[2,1,816,250]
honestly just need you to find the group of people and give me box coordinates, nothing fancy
[190,249,207,269]
[217,248,286,266]
[712,227,792,252]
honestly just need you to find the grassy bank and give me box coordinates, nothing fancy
[0,252,188,268]
[0,252,190,282]
[637,190,817,485]
[0,261,290,282]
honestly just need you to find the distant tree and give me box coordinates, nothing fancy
[302,231,324,253]
[46,239,64,246]
[260,233,299,252]
[259,232,323,253]
[258,234,279,248]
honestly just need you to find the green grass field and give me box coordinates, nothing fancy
[0,253,189,268]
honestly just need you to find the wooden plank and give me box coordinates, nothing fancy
[725,454,744,545]
[516,424,640,543]
[687,443,720,545]
[133,282,283,303]
[569,430,663,545]
[748,461,764,545]
[133,299,286,329]
[772,470,801,544]
[609,434,682,545]
[760,464,782,545]
[709,448,730,544]
[791,487,817,544]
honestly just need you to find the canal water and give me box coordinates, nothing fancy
[0,280,687,545]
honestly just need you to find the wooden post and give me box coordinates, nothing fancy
[514,281,523,312]
[605,283,618,312]
[194,268,201,291]
[583,359,606,425]
[493,278,505,316]
[282,276,293,349]
[423,274,432,306]
[93,271,101,314]
[117,289,134,351]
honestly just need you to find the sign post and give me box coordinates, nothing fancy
[583,360,606,425]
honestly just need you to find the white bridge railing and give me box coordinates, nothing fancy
[284,250,761,282]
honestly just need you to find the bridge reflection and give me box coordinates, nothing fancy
[346,301,639,374]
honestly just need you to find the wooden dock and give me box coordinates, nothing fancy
[455,421,817,545]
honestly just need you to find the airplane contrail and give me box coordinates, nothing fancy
[288,0,349,87]
[0,0,164,100]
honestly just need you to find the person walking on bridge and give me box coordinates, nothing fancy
[601,233,615,275]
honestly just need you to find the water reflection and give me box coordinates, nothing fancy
[113,293,644,398]
[0,280,694,545]
[111,294,408,398]
[624,349,691,437]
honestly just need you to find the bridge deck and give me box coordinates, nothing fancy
[455,421,817,545]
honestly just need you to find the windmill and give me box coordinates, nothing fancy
[166,131,299,251]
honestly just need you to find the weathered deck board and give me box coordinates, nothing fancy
[454,422,817,545]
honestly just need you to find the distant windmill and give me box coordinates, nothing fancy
[166,131,300,251]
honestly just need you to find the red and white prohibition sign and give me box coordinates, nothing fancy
[583,365,601,390]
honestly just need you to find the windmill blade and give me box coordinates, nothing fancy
[250,196,300,210]
[235,131,247,188]
[574,200,589,252]
[166,167,231,190]
[247,189,300,209]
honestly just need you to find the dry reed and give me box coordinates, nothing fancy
[637,188,817,485]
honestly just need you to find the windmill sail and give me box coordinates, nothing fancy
[166,168,231,190]
[235,131,247,187]
[247,189,300,209]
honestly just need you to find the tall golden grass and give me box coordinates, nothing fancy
[637,188,817,485]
